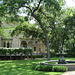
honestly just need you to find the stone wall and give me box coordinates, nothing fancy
[12,38,20,48]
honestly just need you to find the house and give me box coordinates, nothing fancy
[0,22,46,54]
[0,35,46,54]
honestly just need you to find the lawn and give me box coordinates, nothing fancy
[0,57,74,75]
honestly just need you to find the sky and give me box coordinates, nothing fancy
[65,0,75,7]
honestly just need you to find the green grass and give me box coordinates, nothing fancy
[0,58,64,75]
[0,57,74,75]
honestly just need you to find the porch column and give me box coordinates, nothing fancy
[6,41,7,48]
[36,44,38,53]
[32,44,34,52]
[9,41,12,48]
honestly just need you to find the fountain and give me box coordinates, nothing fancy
[56,50,67,64]
[42,50,75,71]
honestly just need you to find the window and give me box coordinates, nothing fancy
[7,41,10,48]
[34,47,36,51]
[4,41,6,47]
[21,41,27,48]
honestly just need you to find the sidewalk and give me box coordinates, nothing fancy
[61,71,75,75]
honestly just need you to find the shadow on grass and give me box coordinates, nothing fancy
[0,59,63,75]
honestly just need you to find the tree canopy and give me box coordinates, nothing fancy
[1,0,75,60]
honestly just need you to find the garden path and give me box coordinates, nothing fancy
[61,71,75,75]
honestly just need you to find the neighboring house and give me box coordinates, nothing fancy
[0,35,46,54]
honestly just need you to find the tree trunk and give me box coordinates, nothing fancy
[57,39,60,52]
[31,13,50,60]
[61,34,64,50]
[46,34,50,61]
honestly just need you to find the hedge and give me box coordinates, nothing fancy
[0,47,33,57]
[31,63,68,72]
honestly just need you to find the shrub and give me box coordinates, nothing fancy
[0,47,3,55]
[31,63,53,71]
[53,66,68,72]
[3,57,8,60]
[31,63,37,70]
[35,64,44,71]
[42,65,53,71]
[31,63,68,72]
[2,48,7,56]
[0,47,33,57]
[7,48,13,55]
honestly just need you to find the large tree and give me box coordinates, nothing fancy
[49,8,74,52]
[1,0,64,60]
[64,12,75,50]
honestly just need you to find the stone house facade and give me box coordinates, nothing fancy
[0,35,46,54]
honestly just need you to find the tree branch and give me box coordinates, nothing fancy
[14,5,32,13]
[22,5,32,12]
[33,0,42,13]
[39,10,53,19]
[31,13,47,35]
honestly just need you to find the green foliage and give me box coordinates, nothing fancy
[50,50,55,57]
[1,0,74,60]
[11,22,39,39]
[67,46,75,57]
[2,48,7,55]
[0,47,33,56]
[32,63,53,71]
[7,48,13,55]
[31,63,38,70]
[0,47,3,55]
[0,4,7,16]
[53,66,68,72]
[63,13,75,51]
[44,0,62,11]
[0,27,6,37]
[31,63,67,72]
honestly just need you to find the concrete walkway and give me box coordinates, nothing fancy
[61,71,75,75]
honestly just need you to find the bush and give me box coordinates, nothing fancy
[35,64,44,71]
[0,47,3,55]
[31,63,68,72]
[32,63,53,71]
[53,66,68,72]
[41,65,52,71]
[0,47,33,57]
[31,63,37,70]
[2,48,7,56]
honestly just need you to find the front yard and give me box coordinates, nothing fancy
[0,57,75,75]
